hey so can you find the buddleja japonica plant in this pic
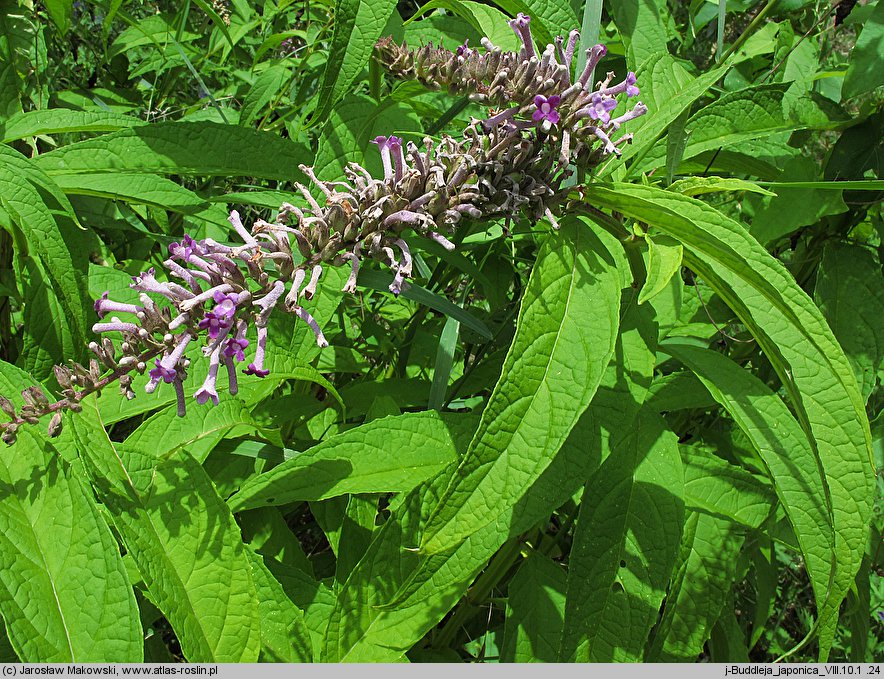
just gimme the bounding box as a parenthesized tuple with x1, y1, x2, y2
(0, 0, 879, 666)
(0, 14, 647, 443)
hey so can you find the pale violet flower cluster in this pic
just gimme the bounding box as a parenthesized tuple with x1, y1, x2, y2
(0, 14, 648, 444)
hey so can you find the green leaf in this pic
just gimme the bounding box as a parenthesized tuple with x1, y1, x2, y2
(0, 147, 89, 367)
(320, 404, 599, 661)
(679, 444, 774, 529)
(32, 122, 311, 181)
(70, 398, 261, 662)
(407, 1, 520, 50)
(0, 109, 141, 142)
(311, 0, 398, 125)
(316, 304, 649, 662)
(429, 314, 460, 410)
(246, 550, 313, 662)
(355, 269, 494, 340)
(17, 258, 74, 379)
(0, 423, 142, 661)
(668, 176, 776, 197)
(647, 510, 745, 661)
(240, 63, 291, 126)
(842, 0, 884, 99)
(584, 183, 875, 660)
(637, 84, 850, 172)
(609, 0, 671, 66)
(646, 371, 717, 412)
(814, 243, 884, 404)
(51, 172, 208, 211)
(749, 157, 848, 245)
(419, 218, 623, 554)
(314, 94, 420, 182)
(500, 553, 567, 663)
(639, 234, 682, 304)
(660, 344, 834, 616)
(43, 0, 73, 34)
(124, 399, 256, 464)
(618, 54, 727, 167)
(559, 407, 684, 662)
(229, 411, 463, 511)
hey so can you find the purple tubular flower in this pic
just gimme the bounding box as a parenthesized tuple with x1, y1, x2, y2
(93, 319, 140, 335)
(481, 107, 518, 131)
(456, 40, 472, 57)
(532, 94, 561, 125)
(389, 240, 412, 296)
(195, 348, 221, 406)
(94, 292, 141, 319)
(244, 325, 270, 377)
(388, 136, 406, 183)
(609, 101, 649, 130)
(148, 358, 177, 385)
(372, 136, 395, 182)
(131, 268, 186, 301)
(168, 234, 204, 260)
(223, 354, 239, 395)
(601, 71, 641, 98)
(508, 13, 535, 59)
(591, 127, 619, 155)
(198, 311, 231, 340)
(224, 320, 249, 362)
(212, 290, 239, 319)
(228, 210, 257, 246)
(165, 259, 208, 289)
(302, 265, 323, 301)
(179, 284, 233, 313)
(146, 334, 193, 394)
(578, 44, 607, 87)
(224, 337, 249, 362)
(625, 72, 640, 97)
(292, 306, 329, 348)
(429, 232, 456, 251)
(564, 30, 580, 67)
(173, 378, 187, 417)
(583, 93, 618, 124)
(340, 253, 361, 294)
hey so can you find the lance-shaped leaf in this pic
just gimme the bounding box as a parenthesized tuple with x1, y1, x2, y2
(0, 146, 90, 368)
(814, 243, 884, 405)
(647, 509, 745, 661)
(246, 550, 313, 662)
(310, 0, 397, 125)
(70, 398, 261, 663)
(0, 109, 141, 142)
(32, 122, 311, 181)
(639, 234, 682, 304)
(0, 364, 142, 662)
(662, 342, 834, 615)
(501, 553, 567, 663)
(583, 183, 875, 660)
(636, 84, 850, 172)
(419, 218, 623, 554)
(320, 404, 601, 661)
(229, 411, 462, 510)
(0, 431, 142, 662)
(319, 229, 631, 661)
(559, 407, 684, 662)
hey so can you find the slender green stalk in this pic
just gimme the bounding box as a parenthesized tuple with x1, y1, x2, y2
(432, 537, 524, 649)
(716, 0, 727, 61)
(574, 0, 604, 79)
(564, 0, 604, 190)
(720, 0, 776, 62)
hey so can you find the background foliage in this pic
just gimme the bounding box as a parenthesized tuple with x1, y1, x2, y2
(0, 0, 881, 663)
